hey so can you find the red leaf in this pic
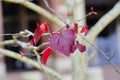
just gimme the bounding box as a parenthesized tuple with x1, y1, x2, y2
(73, 23, 78, 33)
(41, 47, 52, 65)
(40, 22, 49, 33)
(80, 25, 88, 33)
(49, 28, 76, 56)
(30, 24, 42, 45)
(76, 41, 86, 53)
(30, 22, 49, 45)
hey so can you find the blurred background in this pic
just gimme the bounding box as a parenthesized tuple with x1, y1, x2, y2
(0, 0, 120, 80)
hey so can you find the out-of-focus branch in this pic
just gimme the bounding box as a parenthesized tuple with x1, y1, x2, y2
(80, 34, 120, 73)
(3, 0, 65, 26)
(84, 1, 120, 73)
(0, 40, 36, 50)
(86, 1, 120, 44)
(81, 2, 120, 73)
(0, 39, 49, 52)
(36, 42, 49, 51)
(0, 48, 64, 80)
(43, 0, 66, 24)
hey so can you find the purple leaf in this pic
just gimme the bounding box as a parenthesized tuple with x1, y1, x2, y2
(49, 28, 76, 56)
(76, 41, 86, 53)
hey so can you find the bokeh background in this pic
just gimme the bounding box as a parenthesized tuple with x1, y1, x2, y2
(0, 0, 120, 80)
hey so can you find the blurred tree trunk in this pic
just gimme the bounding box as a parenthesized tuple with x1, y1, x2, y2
(72, 1, 87, 80)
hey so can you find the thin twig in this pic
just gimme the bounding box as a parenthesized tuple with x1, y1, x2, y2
(86, 0, 120, 43)
(0, 33, 20, 38)
(42, 33, 51, 36)
(36, 42, 49, 51)
(0, 30, 34, 38)
(33, 49, 41, 63)
(43, 0, 66, 24)
(33, 49, 50, 80)
(55, 12, 94, 32)
(88, 50, 97, 61)
(79, 34, 120, 73)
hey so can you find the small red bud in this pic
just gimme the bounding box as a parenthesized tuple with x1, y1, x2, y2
(73, 23, 78, 33)
(20, 51, 25, 57)
(40, 23, 49, 32)
(66, 24, 70, 29)
(90, 7, 94, 11)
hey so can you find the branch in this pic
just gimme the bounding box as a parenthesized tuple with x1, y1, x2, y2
(3, 0, 65, 26)
(43, 0, 66, 24)
(87, 1, 120, 43)
(80, 34, 120, 73)
(0, 40, 36, 50)
(84, 1, 120, 73)
(0, 48, 64, 80)
(0, 32, 63, 79)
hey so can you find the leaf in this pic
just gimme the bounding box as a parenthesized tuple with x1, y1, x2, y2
(49, 28, 76, 56)
(30, 23, 42, 45)
(76, 41, 86, 53)
(30, 22, 49, 45)
(80, 25, 88, 33)
(40, 22, 49, 33)
(41, 47, 52, 65)
(73, 23, 78, 33)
